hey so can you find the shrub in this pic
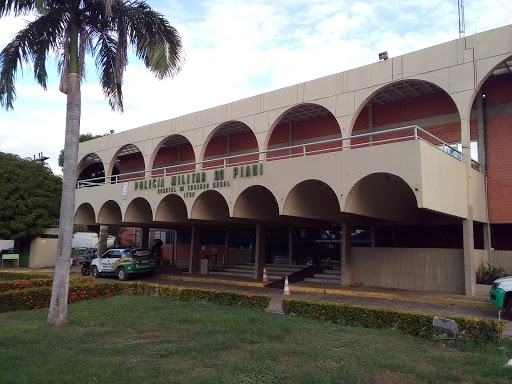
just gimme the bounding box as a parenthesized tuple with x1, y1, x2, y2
(476, 262, 507, 285)
(0, 272, 53, 281)
(0, 280, 270, 312)
(282, 299, 505, 343)
(0, 276, 94, 293)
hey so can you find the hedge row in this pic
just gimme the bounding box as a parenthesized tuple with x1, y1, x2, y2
(0, 271, 53, 281)
(0, 276, 95, 293)
(282, 299, 505, 343)
(0, 281, 270, 312)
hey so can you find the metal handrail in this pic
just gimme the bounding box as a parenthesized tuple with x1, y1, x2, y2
(76, 125, 472, 188)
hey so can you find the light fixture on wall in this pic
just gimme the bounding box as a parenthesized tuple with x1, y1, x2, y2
(378, 51, 388, 61)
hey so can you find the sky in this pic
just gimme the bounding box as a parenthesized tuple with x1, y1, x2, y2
(0, 0, 511, 175)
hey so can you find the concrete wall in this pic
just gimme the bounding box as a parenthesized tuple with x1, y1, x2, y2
(352, 247, 465, 293)
(29, 228, 58, 268)
(490, 250, 512, 274)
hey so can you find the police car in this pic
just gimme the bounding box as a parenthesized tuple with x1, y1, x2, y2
(90, 248, 156, 281)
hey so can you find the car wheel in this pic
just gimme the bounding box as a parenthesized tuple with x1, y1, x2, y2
(80, 266, 90, 276)
(506, 298, 512, 319)
(91, 266, 100, 278)
(117, 267, 127, 281)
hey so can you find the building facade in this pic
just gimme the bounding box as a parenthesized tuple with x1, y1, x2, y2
(74, 25, 512, 295)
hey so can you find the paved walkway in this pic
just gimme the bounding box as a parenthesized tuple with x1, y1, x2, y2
(6, 267, 510, 336)
(146, 271, 512, 337)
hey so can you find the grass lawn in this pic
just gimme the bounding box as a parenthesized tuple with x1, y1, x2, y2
(1, 296, 511, 384)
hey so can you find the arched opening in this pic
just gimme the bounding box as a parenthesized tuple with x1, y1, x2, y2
(110, 144, 145, 183)
(350, 80, 464, 158)
(345, 173, 417, 222)
(282, 180, 342, 267)
(98, 200, 122, 225)
(266, 104, 341, 161)
(74, 203, 96, 225)
(233, 185, 279, 221)
(284, 179, 340, 221)
(190, 190, 229, 221)
(125, 197, 153, 224)
(151, 135, 195, 177)
(473, 57, 512, 251)
(202, 121, 258, 170)
(77, 153, 105, 188)
(155, 194, 188, 223)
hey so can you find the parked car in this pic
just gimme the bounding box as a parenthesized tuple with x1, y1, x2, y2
(91, 248, 157, 281)
(489, 275, 512, 317)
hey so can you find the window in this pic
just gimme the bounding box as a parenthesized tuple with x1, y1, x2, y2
(438, 140, 478, 161)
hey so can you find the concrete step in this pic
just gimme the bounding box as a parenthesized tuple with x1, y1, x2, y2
(209, 270, 253, 278)
(304, 277, 341, 284)
(312, 273, 340, 280)
(322, 268, 341, 275)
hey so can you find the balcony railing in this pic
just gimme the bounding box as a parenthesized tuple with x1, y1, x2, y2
(76, 125, 478, 188)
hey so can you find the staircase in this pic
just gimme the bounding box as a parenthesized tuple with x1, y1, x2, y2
(209, 263, 305, 280)
(303, 268, 341, 285)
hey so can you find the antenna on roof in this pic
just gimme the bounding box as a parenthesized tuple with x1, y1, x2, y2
(458, 0, 465, 38)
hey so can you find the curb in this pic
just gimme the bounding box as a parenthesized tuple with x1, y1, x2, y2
(153, 273, 492, 310)
(290, 285, 493, 309)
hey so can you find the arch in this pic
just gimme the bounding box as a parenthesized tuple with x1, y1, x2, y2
(150, 134, 196, 176)
(107, 143, 145, 183)
(344, 173, 418, 222)
(155, 194, 188, 223)
(283, 180, 340, 221)
(98, 200, 122, 225)
(469, 55, 512, 118)
(76, 153, 105, 187)
(74, 203, 96, 225)
(200, 120, 259, 169)
(264, 103, 342, 161)
(190, 190, 229, 221)
(125, 197, 153, 223)
(233, 185, 279, 221)
(348, 79, 461, 148)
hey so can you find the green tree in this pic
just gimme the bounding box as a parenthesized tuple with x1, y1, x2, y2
(58, 133, 106, 168)
(0, 1, 183, 325)
(0, 152, 62, 248)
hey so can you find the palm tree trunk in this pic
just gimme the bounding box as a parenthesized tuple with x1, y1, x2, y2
(47, 71, 81, 325)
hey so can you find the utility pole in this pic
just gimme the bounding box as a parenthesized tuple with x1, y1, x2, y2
(458, 0, 465, 38)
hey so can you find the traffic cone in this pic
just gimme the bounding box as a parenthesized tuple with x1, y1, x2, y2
(283, 276, 291, 296)
(263, 267, 269, 283)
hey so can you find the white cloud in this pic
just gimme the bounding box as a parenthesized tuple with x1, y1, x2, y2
(0, 0, 511, 176)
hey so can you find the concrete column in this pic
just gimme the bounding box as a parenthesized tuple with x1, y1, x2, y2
(341, 222, 352, 286)
(288, 122, 293, 157)
(141, 227, 150, 248)
(460, 118, 472, 166)
(368, 105, 374, 145)
(172, 229, 178, 265)
(288, 226, 294, 264)
(483, 223, 491, 264)
(254, 224, 266, 280)
(98, 225, 109, 255)
(224, 227, 229, 264)
(463, 206, 476, 296)
(189, 226, 201, 274)
(476, 90, 486, 173)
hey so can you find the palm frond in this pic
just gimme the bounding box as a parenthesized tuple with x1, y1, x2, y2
(0, 9, 66, 109)
(0, 0, 39, 16)
(92, 29, 123, 111)
(116, 0, 184, 79)
(0, 0, 67, 16)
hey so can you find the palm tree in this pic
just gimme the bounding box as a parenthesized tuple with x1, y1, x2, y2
(0, 0, 183, 325)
